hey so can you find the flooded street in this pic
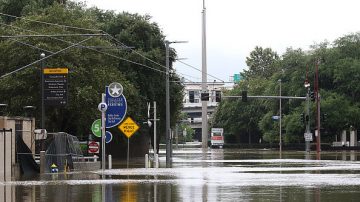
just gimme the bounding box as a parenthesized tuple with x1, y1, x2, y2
(2, 148, 360, 201)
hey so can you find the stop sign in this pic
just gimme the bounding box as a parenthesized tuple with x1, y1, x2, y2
(88, 141, 100, 154)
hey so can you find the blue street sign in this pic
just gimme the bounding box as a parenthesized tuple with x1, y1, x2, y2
(105, 86, 127, 128)
(272, 116, 280, 120)
(105, 131, 113, 143)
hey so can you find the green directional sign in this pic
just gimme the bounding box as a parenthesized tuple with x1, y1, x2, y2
(91, 119, 102, 137)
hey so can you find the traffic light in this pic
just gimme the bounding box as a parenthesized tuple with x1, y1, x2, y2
(215, 91, 221, 102)
(300, 113, 305, 123)
(242, 91, 247, 102)
(201, 92, 209, 101)
(310, 91, 315, 101)
(189, 91, 194, 103)
(305, 115, 309, 122)
(321, 113, 327, 122)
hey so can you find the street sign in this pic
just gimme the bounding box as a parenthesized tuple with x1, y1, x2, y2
(98, 102, 108, 112)
(304, 132, 313, 141)
(272, 116, 280, 120)
(108, 82, 123, 97)
(105, 86, 127, 128)
(43, 67, 68, 106)
(211, 128, 224, 133)
(91, 119, 101, 137)
(88, 141, 100, 153)
(105, 131, 113, 143)
(118, 117, 140, 138)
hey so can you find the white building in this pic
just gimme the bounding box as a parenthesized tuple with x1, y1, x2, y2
(181, 82, 226, 141)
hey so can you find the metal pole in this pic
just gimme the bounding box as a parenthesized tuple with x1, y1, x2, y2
(201, 0, 208, 150)
(3, 128, 5, 181)
(279, 79, 282, 158)
(40, 53, 45, 130)
(305, 88, 311, 152)
(315, 60, 321, 155)
(108, 155, 112, 169)
(154, 101, 159, 168)
(101, 93, 106, 171)
(154, 101, 157, 155)
(165, 41, 171, 168)
(127, 138, 130, 168)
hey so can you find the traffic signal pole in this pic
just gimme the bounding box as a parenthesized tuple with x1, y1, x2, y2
(315, 60, 321, 157)
(305, 88, 311, 152)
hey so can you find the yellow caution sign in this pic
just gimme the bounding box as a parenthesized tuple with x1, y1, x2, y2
(118, 117, 140, 138)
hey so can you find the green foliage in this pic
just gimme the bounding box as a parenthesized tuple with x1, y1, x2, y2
(213, 32, 360, 145)
(0, 1, 184, 145)
(243, 46, 279, 79)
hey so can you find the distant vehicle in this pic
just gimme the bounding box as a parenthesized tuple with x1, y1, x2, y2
(211, 128, 224, 148)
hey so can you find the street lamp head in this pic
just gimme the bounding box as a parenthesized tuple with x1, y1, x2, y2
(40, 53, 45, 58)
(166, 40, 188, 45)
(23, 105, 36, 110)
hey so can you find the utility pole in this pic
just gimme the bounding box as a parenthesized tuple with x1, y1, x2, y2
(305, 86, 311, 152)
(304, 65, 311, 152)
(278, 79, 282, 158)
(165, 40, 171, 168)
(40, 53, 45, 130)
(315, 59, 321, 156)
(165, 40, 187, 168)
(201, 0, 208, 150)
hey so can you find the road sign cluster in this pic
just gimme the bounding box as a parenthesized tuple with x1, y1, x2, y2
(91, 82, 140, 144)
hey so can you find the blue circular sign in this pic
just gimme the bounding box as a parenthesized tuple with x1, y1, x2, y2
(105, 131, 113, 144)
(105, 86, 127, 128)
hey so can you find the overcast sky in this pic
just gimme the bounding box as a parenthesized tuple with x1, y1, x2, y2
(84, 0, 360, 84)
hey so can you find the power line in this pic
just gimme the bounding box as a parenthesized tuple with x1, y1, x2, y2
(9, 38, 55, 54)
(0, 22, 168, 75)
(106, 33, 223, 83)
(0, 34, 106, 38)
(0, 12, 200, 83)
(103, 33, 169, 70)
(0, 12, 102, 33)
(1, 37, 93, 78)
(175, 59, 224, 82)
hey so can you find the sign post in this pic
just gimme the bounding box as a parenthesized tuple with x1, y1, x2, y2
(118, 117, 140, 168)
(98, 97, 107, 171)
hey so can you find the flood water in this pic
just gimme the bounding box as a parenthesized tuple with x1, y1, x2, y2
(2, 148, 360, 201)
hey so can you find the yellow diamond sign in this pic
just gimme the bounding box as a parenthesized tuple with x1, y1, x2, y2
(118, 117, 140, 138)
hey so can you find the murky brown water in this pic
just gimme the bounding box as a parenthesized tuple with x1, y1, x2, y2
(2, 149, 360, 201)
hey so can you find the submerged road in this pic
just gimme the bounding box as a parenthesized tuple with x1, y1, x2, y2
(2, 148, 360, 201)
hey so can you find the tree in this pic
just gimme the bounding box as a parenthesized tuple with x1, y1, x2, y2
(243, 46, 279, 79)
(0, 1, 184, 157)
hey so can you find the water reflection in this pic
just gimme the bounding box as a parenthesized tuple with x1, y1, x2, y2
(2, 149, 360, 201)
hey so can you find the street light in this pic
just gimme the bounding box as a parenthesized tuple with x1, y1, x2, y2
(165, 40, 187, 168)
(278, 79, 282, 158)
(40, 53, 45, 129)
